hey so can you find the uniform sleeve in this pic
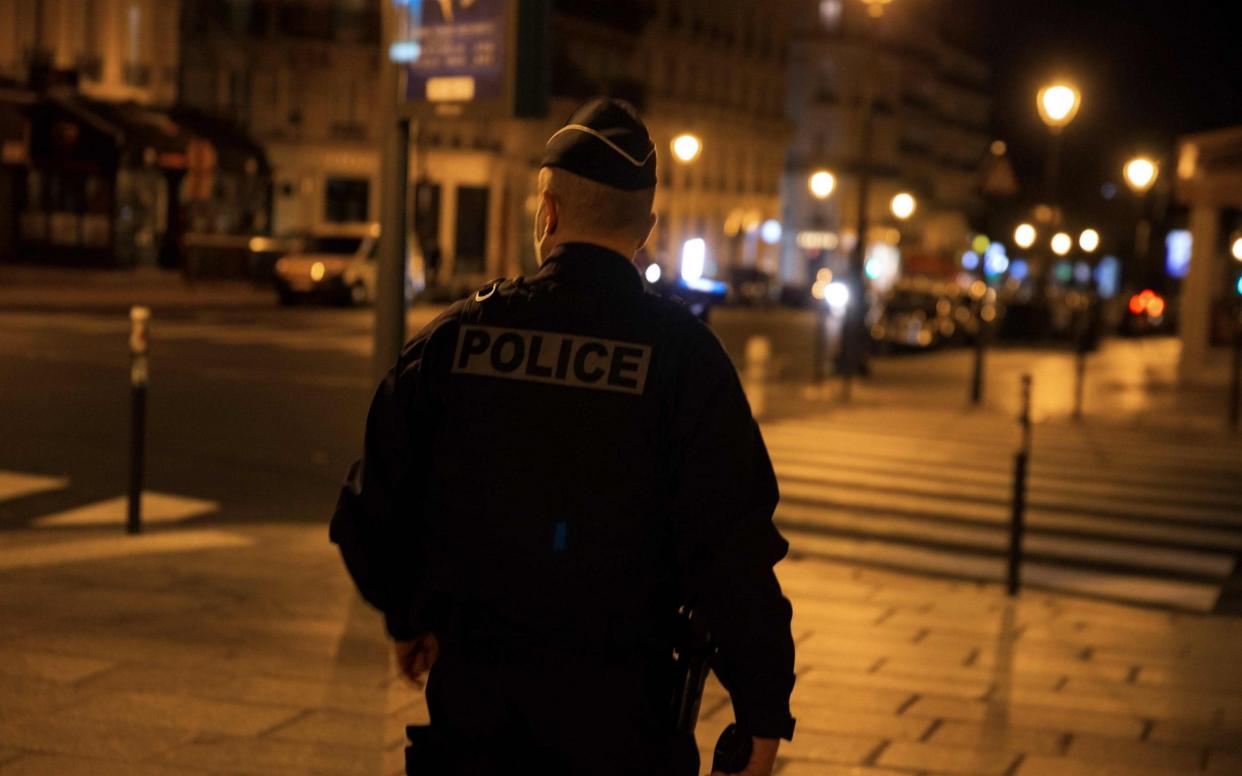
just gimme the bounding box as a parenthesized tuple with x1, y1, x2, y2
(329, 311, 457, 641)
(667, 324, 796, 741)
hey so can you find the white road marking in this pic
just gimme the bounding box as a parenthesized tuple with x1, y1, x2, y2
(0, 471, 68, 502)
(33, 492, 219, 528)
(0, 529, 252, 571)
(783, 529, 1222, 612)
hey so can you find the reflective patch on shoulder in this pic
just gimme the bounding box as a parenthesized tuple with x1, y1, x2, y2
(452, 325, 651, 395)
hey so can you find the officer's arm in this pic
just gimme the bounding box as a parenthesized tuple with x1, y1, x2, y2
(330, 314, 454, 641)
(668, 326, 796, 741)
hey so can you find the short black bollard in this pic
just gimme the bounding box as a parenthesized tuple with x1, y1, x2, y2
(127, 306, 150, 535)
(970, 308, 987, 406)
(1230, 313, 1242, 432)
(1007, 374, 1032, 596)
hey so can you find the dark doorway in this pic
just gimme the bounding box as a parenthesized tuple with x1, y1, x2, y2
(412, 180, 441, 284)
(454, 185, 489, 276)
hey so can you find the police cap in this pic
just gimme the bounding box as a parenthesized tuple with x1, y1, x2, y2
(540, 97, 657, 191)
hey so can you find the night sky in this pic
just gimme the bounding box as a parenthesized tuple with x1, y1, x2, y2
(943, 0, 1242, 240)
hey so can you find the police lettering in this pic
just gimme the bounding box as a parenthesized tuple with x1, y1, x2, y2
(454, 325, 650, 395)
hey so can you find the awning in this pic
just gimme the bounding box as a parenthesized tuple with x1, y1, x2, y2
(169, 107, 270, 177)
(72, 97, 191, 170)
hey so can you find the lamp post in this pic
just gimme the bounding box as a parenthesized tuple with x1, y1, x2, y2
(808, 169, 836, 384)
(1033, 82, 1080, 337)
(1123, 155, 1159, 283)
(840, 0, 897, 401)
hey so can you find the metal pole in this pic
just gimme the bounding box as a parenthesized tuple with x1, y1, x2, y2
(1072, 310, 1087, 421)
(841, 21, 878, 401)
(813, 306, 826, 385)
(127, 306, 150, 535)
(373, 2, 410, 382)
(1007, 374, 1032, 596)
(1230, 314, 1241, 432)
(970, 314, 986, 405)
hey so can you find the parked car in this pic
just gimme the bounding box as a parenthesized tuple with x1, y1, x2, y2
(870, 282, 971, 352)
(273, 225, 410, 306)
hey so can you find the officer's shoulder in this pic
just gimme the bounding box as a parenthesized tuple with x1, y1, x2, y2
(640, 292, 730, 363)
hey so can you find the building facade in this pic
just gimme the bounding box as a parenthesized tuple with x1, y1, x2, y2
(0, 0, 270, 270)
(779, 0, 991, 287)
(1174, 125, 1242, 382)
(180, 0, 795, 290)
(0, 0, 181, 106)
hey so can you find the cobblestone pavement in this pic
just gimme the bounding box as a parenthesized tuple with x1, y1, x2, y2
(1, 517, 1240, 775)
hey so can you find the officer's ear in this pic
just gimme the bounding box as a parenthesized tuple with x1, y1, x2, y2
(542, 191, 560, 236)
(635, 211, 657, 252)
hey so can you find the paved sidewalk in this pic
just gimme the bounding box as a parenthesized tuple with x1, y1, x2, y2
(0, 266, 275, 312)
(1, 521, 1240, 775)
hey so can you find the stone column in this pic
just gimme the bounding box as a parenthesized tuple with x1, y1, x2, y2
(1179, 203, 1219, 381)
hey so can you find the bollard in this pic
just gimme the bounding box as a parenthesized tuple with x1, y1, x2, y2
(744, 335, 771, 420)
(970, 306, 986, 406)
(1007, 374, 1032, 596)
(1071, 300, 1088, 421)
(812, 307, 828, 386)
(1231, 314, 1241, 432)
(128, 306, 150, 535)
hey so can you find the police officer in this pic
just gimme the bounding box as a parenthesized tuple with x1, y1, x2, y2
(331, 97, 795, 775)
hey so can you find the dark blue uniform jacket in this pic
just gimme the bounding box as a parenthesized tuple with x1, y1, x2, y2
(331, 242, 795, 739)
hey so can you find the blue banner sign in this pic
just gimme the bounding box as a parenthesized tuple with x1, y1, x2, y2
(394, 0, 507, 104)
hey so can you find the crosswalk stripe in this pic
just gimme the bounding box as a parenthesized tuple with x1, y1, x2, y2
(762, 425, 1242, 495)
(761, 409, 1242, 613)
(784, 529, 1222, 612)
(0, 471, 68, 502)
(32, 492, 219, 528)
(768, 447, 1242, 512)
(775, 504, 1236, 579)
(0, 529, 252, 571)
(766, 417, 1242, 475)
(773, 461, 1242, 529)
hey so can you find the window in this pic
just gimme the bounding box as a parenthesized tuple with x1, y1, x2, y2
(324, 177, 369, 223)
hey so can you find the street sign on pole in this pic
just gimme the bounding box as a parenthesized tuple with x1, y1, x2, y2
(391, 0, 548, 120)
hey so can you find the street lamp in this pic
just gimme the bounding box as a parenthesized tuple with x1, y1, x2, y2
(1051, 232, 1072, 256)
(890, 192, 916, 220)
(1078, 228, 1100, 253)
(1124, 157, 1158, 193)
(1037, 83, 1081, 131)
(1124, 155, 1160, 281)
(808, 170, 836, 200)
(839, 0, 898, 399)
(1232, 235, 1242, 262)
(1014, 223, 1036, 249)
(671, 133, 702, 163)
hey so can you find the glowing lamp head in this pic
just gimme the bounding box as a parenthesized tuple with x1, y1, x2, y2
(680, 238, 706, 282)
(1051, 232, 1073, 257)
(1013, 223, 1036, 249)
(1078, 228, 1100, 253)
(1232, 236, 1242, 262)
(890, 192, 916, 220)
(760, 219, 782, 245)
(310, 261, 326, 282)
(808, 170, 836, 200)
(825, 281, 850, 310)
(644, 263, 661, 283)
(671, 133, 702, 163)
(1037, 83, 1081, 129)
(1124, 157, 1158, 193)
